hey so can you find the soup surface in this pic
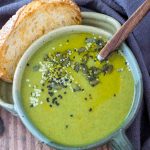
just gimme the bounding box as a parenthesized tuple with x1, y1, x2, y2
(21, 32, 134, 146)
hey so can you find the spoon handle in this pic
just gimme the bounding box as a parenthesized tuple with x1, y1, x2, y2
(98, 0, 150, 60)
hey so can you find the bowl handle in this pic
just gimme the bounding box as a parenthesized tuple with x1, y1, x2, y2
(0, 98, 18, 116)
(110, 130, 133, 150)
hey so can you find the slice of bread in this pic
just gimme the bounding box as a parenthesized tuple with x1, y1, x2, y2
(0, 0, 81, 82)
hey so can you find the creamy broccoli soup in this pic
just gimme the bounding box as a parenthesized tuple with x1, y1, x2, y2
(21, 32, 134, 146)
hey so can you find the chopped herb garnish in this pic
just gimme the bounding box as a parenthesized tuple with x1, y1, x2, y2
(114, 94, 116, 97)
(65, 125, 69, 128)
(27, 63, 30, 66)
(70, 114, 73, 117)
(64, 92, 67, 94)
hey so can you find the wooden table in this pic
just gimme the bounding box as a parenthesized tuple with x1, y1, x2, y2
(0, 108, 111, 150)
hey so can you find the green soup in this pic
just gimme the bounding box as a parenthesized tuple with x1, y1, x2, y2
(21, 32, 134, 146)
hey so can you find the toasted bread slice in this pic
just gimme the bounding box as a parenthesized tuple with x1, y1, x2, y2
(0, 0, 81, 82)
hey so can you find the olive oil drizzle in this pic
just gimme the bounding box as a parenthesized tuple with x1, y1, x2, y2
(28, 36, 114, 108)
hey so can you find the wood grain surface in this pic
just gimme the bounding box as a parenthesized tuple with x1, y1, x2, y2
(0, 108, 111, 150)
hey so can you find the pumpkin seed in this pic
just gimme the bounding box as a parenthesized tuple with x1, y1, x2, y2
(87, 76, 96, 82)
(85, 38, 95, 43)
(61, 58, 70, 66)
(78, 47, 86, 54)
(96, 39, 104, 46)
(72, 84, 81, 92)
(101, 64, 113, 74)
(81, 63, 88, 74)
(50, 82, 62, 90)
(82, 54, 89, 63)
(94, 45, 104, 51)
(90, 67, 101, 76)
(89, 79, 100, 87)
(74, 62, 80, 72)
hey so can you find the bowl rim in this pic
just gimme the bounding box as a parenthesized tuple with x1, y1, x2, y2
(12, 13, 143, 150)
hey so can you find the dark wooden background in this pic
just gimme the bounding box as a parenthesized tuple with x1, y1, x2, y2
(0, 108, 111, 150)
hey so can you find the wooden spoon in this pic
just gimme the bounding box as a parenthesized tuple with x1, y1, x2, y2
(97, 0, 150, 61)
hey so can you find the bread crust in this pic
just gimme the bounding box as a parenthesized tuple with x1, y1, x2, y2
(0, 0, 81, 82)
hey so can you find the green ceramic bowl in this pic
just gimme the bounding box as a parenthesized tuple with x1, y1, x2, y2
(0, 12, 143, 150)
